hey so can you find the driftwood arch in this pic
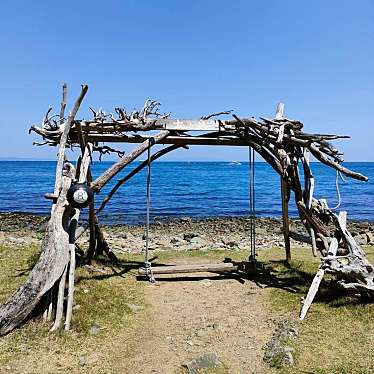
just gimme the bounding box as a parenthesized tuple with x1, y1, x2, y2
(0, 84, 373, 335)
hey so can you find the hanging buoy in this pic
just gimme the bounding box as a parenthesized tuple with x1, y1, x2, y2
(67, 182, 93, 209)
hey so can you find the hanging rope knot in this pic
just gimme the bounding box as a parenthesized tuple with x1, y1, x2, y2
(143, 261, 155, 283)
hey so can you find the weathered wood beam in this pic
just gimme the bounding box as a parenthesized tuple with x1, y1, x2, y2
(52, 85, 88, 213)
(71, 134, 248, 146)
(138, 262, 238, 276)
(91, 130, 170, 192)
(97, 144, 184, 214)
(0, 164, 76, 336)
(281, 177, 291, 262)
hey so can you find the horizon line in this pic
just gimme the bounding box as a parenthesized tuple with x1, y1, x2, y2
(0, 158, 373, 163)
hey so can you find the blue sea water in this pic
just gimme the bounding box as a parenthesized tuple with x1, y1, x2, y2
(0, 161, 373, 224)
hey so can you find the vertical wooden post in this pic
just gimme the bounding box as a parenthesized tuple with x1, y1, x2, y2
(281, 177, 291, 262)
(303, 148, 318, 257)
(275, 102, 284, 120)
(275, 102, 291, 262)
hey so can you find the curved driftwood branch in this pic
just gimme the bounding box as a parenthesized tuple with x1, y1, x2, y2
(91, 130, 170, 192)
(0, 164, 75, 335)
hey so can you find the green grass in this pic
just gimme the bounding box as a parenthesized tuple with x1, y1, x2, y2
(257, 246, 374, 374)
(1, 243, 373, 373)
(0, 245, 146, 373)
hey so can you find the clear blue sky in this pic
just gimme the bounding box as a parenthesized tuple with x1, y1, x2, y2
(0, 0, 373, 161)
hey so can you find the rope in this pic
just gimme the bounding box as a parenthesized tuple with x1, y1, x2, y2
(143, 143, 155, 282)
(331, 170, 345, 210)
(252, 148, 256, 258)
(248, 146, 256, 262)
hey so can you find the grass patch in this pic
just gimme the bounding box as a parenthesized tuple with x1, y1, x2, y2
(0, 245, 146, 373)
(1, 243, 373, 373)
(257, 246, 374, 374)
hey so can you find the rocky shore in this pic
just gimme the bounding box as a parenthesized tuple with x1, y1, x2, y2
(0, 212, 373, 253)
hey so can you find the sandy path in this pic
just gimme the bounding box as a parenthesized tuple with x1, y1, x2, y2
(122, 260, 275, 374)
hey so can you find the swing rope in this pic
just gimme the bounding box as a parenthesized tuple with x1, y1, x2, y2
(248, 146, 256, 262)
(143, 144, 155, 282)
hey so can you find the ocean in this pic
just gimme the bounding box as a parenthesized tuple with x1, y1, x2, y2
(0, 161, 373, 224)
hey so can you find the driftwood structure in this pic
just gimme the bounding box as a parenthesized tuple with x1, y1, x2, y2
(0, 84, 373, 335)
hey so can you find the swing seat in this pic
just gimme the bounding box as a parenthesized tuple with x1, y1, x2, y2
(138, 262, 239, 276)
(137, 259, 261, 279)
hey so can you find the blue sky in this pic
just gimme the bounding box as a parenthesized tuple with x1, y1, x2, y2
(0, 0, 373, 161)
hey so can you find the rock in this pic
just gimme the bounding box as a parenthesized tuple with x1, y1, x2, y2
(263, 320, 297, 368)
(184, 233, 198, 241)
(366, 232, 374, 244)
(8, 236, 32, 245)
(89, 324, 101, 335)
(155, 239, 169, 247)
(189, 236, 206, 246)
(170, 236, 183, 245)
(185, 353, 222, 374)
(355, 234, 367, 245)
(283, 347, 295, 366)
(223, 239, 238, 247)
(37, 221, 49, 233)
(126, 303, 142, 313)
(79, 356, 86, 366)
(213, 241, 224, 248)
(212, 322, 224, 331)
(180, 217, 192, 223)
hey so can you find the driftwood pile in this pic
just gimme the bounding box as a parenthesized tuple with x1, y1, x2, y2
(0, 84, 372, 336)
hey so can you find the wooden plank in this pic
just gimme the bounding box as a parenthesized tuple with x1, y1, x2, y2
(138, 262, 238, 275)
(275, 103, 285, 119)
(299, 268, 325, 320)
(70, 134, 248, 146)
(160, 118, 222, 131)
(327, 237, 339, 257)
(281, 177, 291, 262)
(52, 85, 88, 213)
(79, 118, 226, 132)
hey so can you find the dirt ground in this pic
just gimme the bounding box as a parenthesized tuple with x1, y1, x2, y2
(119, 259, 276, 374)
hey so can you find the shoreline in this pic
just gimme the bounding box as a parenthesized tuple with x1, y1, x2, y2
(1, 212, 373, 253)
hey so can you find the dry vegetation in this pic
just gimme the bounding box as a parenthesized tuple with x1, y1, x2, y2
(0, 243, 373, 373)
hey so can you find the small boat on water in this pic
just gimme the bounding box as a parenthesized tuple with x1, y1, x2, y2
(229, 161, 242, 165)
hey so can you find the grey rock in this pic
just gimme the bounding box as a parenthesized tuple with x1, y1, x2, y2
(189, 236, 206, 246)
(223, 239, 238, 247)
(184, 233, 198, 241)
(89, 324, 101, 335)
(126, 303, 142, 313)
(263, 320, 297, 367)
(37, 221, 49, 233)
(79, 356, 86, 366)
(366, 232, 374, 244)
(170, 236, 183, 245)
(185, 353, 222, 374)
(355, 234, 367, 245)
(8, 236, 31, 244)
(180, 217, 192, 223)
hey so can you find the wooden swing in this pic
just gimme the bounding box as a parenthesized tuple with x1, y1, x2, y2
(0, 84, 372, 337)
(138, 141, 260, 281)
